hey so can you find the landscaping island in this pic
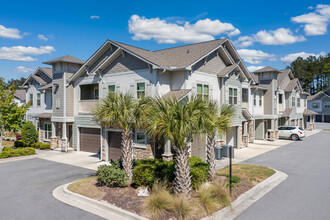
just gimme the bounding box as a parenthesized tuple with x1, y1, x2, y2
(68, 160, 275, 219)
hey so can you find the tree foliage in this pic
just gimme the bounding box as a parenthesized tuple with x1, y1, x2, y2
(0, 78, 30, 147)
(288, 53, 330, 95)
(5, 77, 27, 90)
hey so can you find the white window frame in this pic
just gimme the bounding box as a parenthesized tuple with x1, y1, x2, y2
(229, 87, 238, 105)
(197, 83, 209, 100)
(297, 98, 300, 107)
(292, 97, 295, 107)
(135, 131, 147, 148)
(324, 102, 330, 109)
(29, 94, 33, 106)
(108, 84, 116, 93)
(137, 82, 146, 98)
(312, 103, 319, 108)
(94, 87, 99, 99)
(44, 122, 52, 140)
(37, 93, 41, 107)
(259, 93, 262, 106)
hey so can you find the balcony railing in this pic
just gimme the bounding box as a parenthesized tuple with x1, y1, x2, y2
(79, 100, 99, 113)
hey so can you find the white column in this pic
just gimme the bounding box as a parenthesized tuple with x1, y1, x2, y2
(63, 122, 67, 152)
(51, 122, 56, 137)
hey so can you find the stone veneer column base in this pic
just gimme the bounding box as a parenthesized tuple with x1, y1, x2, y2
(275, 130, 279, 140)
(50, 137, 58, 150)
(61, 138, 67, 152)
(133, 145, 154, 160)
(162, 154, 174, 161)
(268, 130, 276, 141)
(242, 134, 248, 147)
(248, 120, 254, 143)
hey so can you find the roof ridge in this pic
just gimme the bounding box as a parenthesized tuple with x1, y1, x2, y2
(111, 40, 152, 52)
(153, 38, 227, 52)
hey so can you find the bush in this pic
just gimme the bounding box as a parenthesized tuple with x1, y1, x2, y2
(96, 164, 127, 187)
(2, 147, 12, 152)
(0, 147, 35, 159)
(14, 140, 24, 148)
(133, 164, 156, 187)
(132, 157, 209, 190)
(21, 121, 38, 145)
(40, 143, 50, 150)
(16, 133, 22, 141)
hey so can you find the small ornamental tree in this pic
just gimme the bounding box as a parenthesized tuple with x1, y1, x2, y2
(21, 121, 38, 144)
(0, 78, 30, 149)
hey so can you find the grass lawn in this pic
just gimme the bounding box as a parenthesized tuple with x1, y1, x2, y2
(67, 176, 106, 200)
(1, 140, 14, 147)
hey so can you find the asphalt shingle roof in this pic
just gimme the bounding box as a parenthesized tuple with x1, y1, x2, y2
(162, 89, 191, 100)
(43, 55, 85, 65)
(253, 66, 280, 73)
(14, 90, 26, 100)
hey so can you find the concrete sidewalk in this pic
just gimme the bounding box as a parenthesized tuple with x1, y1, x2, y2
(216, 129, 322, 169)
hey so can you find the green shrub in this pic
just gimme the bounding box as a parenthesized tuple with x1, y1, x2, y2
(14, 140, 24, 148)
(2, 147, 11, 152)
(190, 162, 209, 190)
(133, 164, 156, 187)
(40, 143, 50, 150)
(0, 147, 35, 159)
(21, 121, 38, 144)
(96, 164, 127, 187)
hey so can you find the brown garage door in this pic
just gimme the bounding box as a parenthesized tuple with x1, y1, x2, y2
(80, 128, 100, 153)
(325, 115, 330, 123)
(108, 131, 122, 161)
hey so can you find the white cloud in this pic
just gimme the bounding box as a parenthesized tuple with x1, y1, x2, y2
(38, 34, 48, 41)
(128, 15, 240, 44)
(14, 66, 35, 73)
(228, 28, 241, 36)
(254, 28, 306, 45)
(234, 28, 305, 47)
(90, 15, 100, 19)
(0, 25, 23, 39)
(247, 66, 265, 72)
(281, 51, 326, 64)
(0, 46, 55, 61)
(291, 4, 330, 36)
(237, 49, 276, 64)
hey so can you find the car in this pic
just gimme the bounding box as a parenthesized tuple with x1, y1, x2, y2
(278, 126, 305, 141)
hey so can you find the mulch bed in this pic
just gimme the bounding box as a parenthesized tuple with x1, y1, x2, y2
(100, 186, 145, 215)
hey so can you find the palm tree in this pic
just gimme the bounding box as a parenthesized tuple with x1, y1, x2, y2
(204, 102, 234, 180)
(145, 96, 207, 195)
(93, 92, 149, 182)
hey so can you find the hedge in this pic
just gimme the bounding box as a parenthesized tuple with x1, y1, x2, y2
(14, 141, 50, 150)
(96, 164, 128, 187)
(132, 157, 209, 189)
(0, 147, 36, 159)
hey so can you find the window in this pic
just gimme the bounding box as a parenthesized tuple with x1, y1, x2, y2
(229, 88, 237, 105)
(312, 103, 319, 108)
(279, 94, 283, 104)
(197, 84, 209, 99)
(108, 85, 115, 93)
(137, 82, 145, 98)
(44, 123, 52, 140)
(37, 93, 41, 106)
(259, 94, 262, 106)
(29, 94, 33, 106)
(297, 98, 300, 107)
(292, 97, 295, 107)
(254, 93, 256, 106)
(325, 102, 330, 109)
(135, 132, 147, 145)
(94, 88, 99, 99)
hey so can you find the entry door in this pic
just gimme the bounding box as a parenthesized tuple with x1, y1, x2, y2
(108, 131, 122, 161)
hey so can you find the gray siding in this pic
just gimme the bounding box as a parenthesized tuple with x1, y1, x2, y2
(66, 84, 74, 117)
(103, 53, 149, 75)
(194, 51, 226, 75)
(255, 119, 264, 139)
(90, 47, 118, 73)
(52, 74, 64, 117)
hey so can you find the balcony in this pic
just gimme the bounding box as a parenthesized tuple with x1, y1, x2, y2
(79, 83, 99, 114)
(242, 101, 248, 109)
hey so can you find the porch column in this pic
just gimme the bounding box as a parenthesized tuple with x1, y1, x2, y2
(37, 119, 41, 142)
(162, 139, 173, 161)
(61, 122, 67, 152)
(242, 122, 248, 147)
(269, 119, 276, 141)
(50, 122, 57, 150)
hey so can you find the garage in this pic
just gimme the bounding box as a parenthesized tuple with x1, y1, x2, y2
(325, 115, 330, 123)
(79, 128, 100, 153)
(108, 131, 122, 161)
(316, 115, 323, 122)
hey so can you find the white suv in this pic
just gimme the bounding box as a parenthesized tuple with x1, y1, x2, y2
(278, 126, 305, 141)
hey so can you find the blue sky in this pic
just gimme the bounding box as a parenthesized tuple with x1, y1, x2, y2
(0, 0, 329, 80)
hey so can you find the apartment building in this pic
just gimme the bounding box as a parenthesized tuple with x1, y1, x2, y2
(307, 88, 330, 123)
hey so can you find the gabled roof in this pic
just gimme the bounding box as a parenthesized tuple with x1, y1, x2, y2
(43, 55, 85, 65)
(70, 38, 254, 83)
(22, 67, 52, 86)
(40, 67, 53, 78)
(253, 66, 280, 73)
(39, 83, 52, 90)
(284, 78, 299, 92)
(162, 89, 191, 100)
(307, 90, 330, 101)
(217, 64, 237, 77)
(14, 90, 26, 100)
(282, 108, 293, 117)
(303, 109, 317, 115)
(31, 74, 46, 85)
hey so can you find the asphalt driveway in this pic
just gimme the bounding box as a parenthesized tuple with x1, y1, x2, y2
(236, 129, 330, 220)
(0, 158, 103, 220)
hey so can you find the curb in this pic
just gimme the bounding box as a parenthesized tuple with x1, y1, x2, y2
(52, 182, 148, 220)
(201, 169, 288, 220)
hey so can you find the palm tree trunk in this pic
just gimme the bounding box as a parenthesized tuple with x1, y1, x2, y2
(206, 135, 216, 180)
(121, 130, 133, 182)
(174, 146, 192, 195)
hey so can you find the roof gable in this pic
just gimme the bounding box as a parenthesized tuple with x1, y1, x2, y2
(43, 55, 84, 65)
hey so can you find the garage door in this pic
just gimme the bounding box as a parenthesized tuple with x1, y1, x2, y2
(108, 131, 122, 161)
(316, 115, 322, 122)
(325, 115, 330, 123)
(80, 128, 100, 153)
